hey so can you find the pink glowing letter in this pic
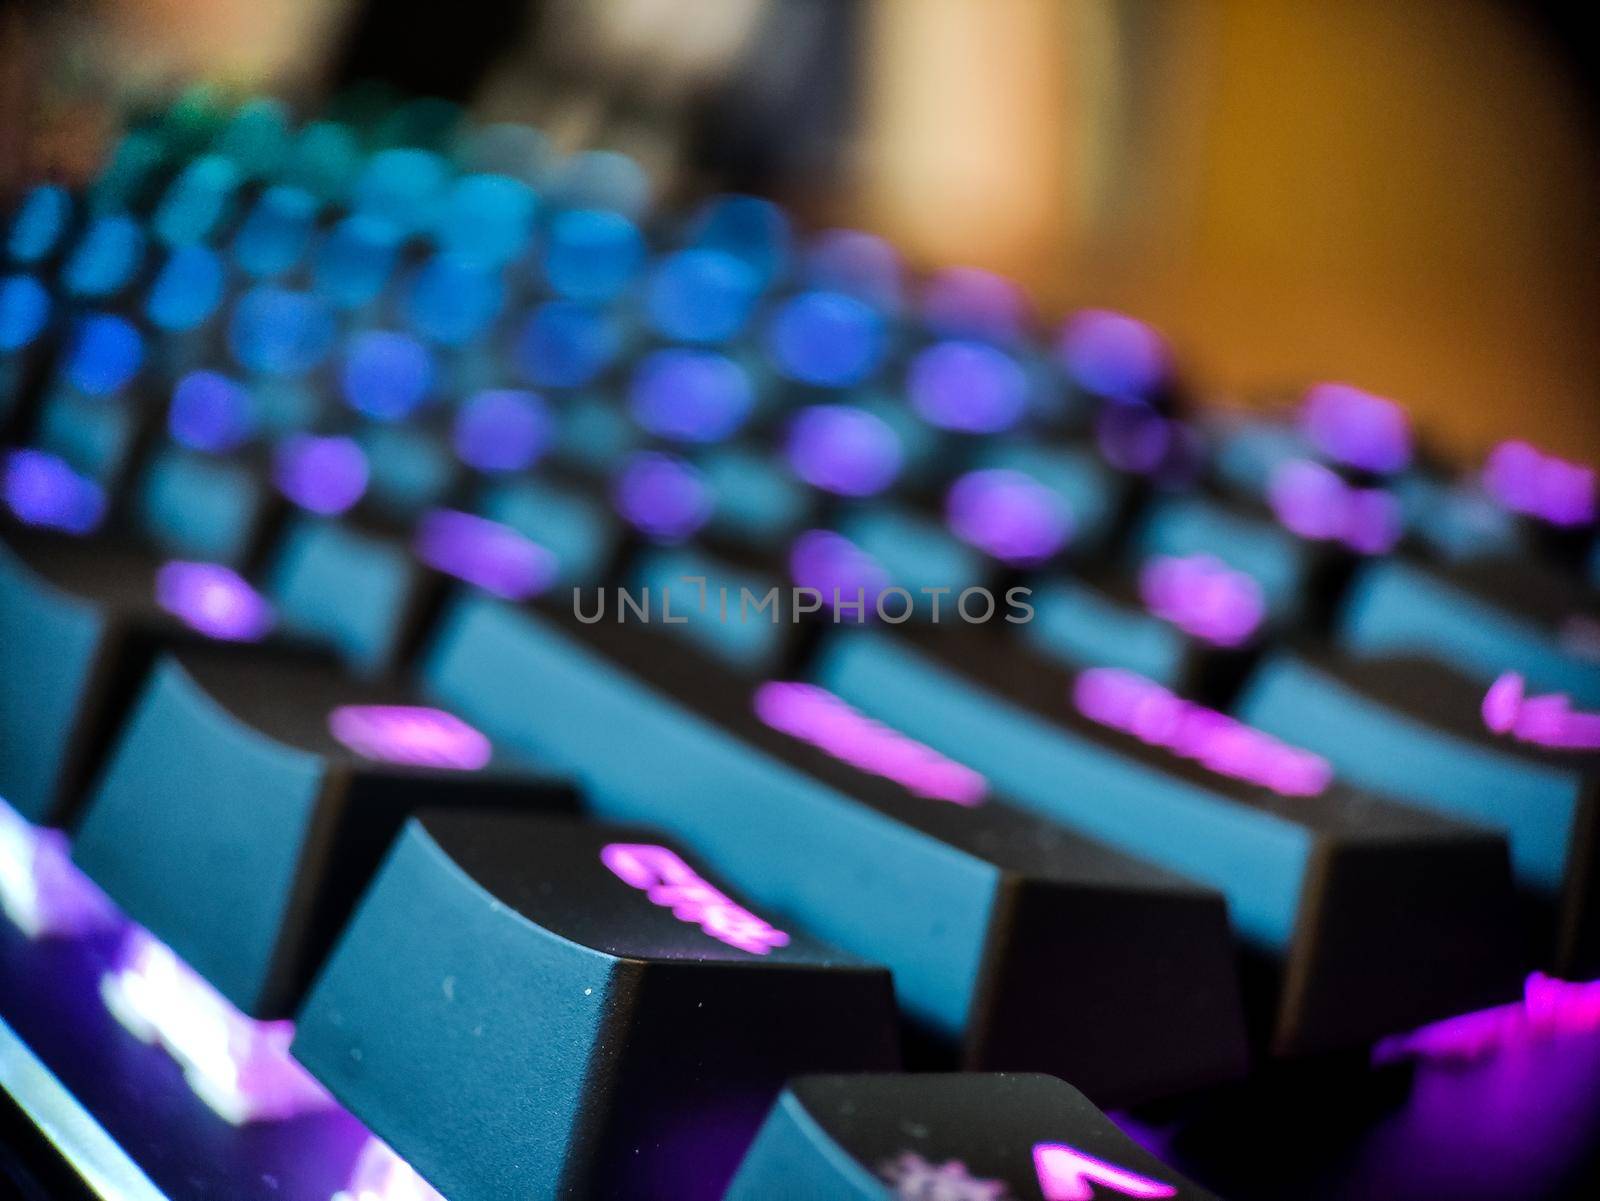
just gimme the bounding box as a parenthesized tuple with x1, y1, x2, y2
(600, 843, 790, 955)
(1034, 1143, 1177, 1200)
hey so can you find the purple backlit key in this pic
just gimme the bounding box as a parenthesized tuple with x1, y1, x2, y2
(292, 813, 897, 1201)
(70, 648, 577, 1016)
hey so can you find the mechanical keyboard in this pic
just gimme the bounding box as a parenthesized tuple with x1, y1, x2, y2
(1, 88, 1598, 1200)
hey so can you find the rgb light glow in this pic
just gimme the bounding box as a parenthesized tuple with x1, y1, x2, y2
(155, 561, 275, 642)
(803, 228, 902, 308)
(599, 843, 790, 955)
(543, 208, 645, 302)
(100, 929, 331, 1125)
(0, 798, 116, 940)
(1139, 553, 1265, 647)
(628, 349, 754, 443)
(1481, 672, 1600, 750)
(169, 370, 254, 453)
(273, 434, 368, 514)
(789, 529, 890, 615)
(1033, 1143, 1177, 1200)
(1267, 458, 1401, 554)
(644, 249, 759, 344)
(754, 681, 988, 805)
(327, 706, 493, 771)
(945, 468, 1073, 565)
(1482, 440, 1597, 528)
(334, 1137, 447, 1201)
(922, 266, 1028, 343)
(908, 340, 1029, 434)
(341, 330, 434, 421)
(612, 451, 713, 542)
(66, 313, 143, 395)
(1074, 667, 1333, 796)
(0, 273, 49, 353)
(1300, 383, 1412, 474)
(785, 404, 903, 498)
(1374, 972, 1600, 1065)
(514, 301, 621, 388)
(415, 509, 557, 601)
(766, 290, 886, 387)
(1057, 309, 1170, 401)
(2, 449, 106, 534)
(453, 389, 552, 473)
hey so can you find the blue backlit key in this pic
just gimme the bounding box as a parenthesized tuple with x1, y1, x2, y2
(232, 185, 318, 279)
(312, 214, 402, 310)
(151, 154, 240, 246)
(62, 215, 145, 299)
(728, 1074, 1218, 1201)
(144, 244, 225, 333)
(433, 172, 536, 266)
(1236, 651, 1600, 973)
(424, 598, 1249, 1103)
(6, 185, 72, 267)
(71, 647, 576, 1015)
(541, 207, 645, 302)
(645, 249, 760, 344)
(809, 627, 1523, 1052)
(292, 812, 896, 1201)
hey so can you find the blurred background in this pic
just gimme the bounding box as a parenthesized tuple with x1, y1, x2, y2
(3, 0, 1596, 463)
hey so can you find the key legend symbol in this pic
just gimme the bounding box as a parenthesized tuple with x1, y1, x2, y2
(1033, 1143, 1177, 1200)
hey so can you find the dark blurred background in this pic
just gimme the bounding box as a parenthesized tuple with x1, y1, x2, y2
(3, 0, 1596, 462)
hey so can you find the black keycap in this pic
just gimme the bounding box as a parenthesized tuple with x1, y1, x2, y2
(809, 624, 1524, 1054)
(1237, 650, 1600, 974)
(0, 532, 302, 824)
(70, 647, 576, 1015)
(726, 1073, 1219, 1201)
(424, 595, 1249, 1104)
(1336, 556, 1600, 706)
(291, 811, 898, 1201)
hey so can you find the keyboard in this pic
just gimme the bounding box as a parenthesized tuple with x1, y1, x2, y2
(1, 87, 1598, 1201)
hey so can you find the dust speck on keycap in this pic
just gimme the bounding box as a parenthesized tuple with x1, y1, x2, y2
(900, 1120, 929, 1140)
(442, 975, 456, 1000)
(584, 986, 593, 995)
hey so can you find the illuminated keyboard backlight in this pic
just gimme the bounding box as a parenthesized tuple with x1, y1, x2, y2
(1139, 553, 1264, 647)
(600, 843, 789, 955)
(100, 929, 331, 1125)
(2, 449, 106, 534)
(0, 798, 116, 940)
(1483, 440, 1597, 527)
(1074, 668, 1332, 796)
(1299, 383, 1412, 474)
(1482, 672, 1600, 750)
(327, 706, 492, 771)
(334, 1137, 446, 1201)
(1033, 1142, 1177, 1200)
(754, 681, 988, 805)
(1267, 458, 1401, 554)
(155, 561, 275, 642)
(1374, 972, 1600, 1065)
(415, 509, 557, 601)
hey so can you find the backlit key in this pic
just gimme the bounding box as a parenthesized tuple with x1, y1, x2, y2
(811, 627, 1523, 1052)
(70, 648, 576, 1015)
(292, 812, 895, 1201)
